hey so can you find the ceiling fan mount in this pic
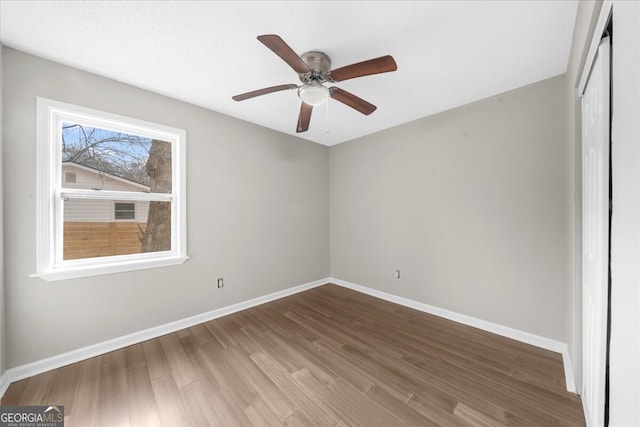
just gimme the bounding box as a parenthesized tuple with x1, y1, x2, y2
(298, 51, 332, 84)
(232, 34, 397, 133)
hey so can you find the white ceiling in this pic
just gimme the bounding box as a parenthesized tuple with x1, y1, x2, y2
(0, 1, 578, 146)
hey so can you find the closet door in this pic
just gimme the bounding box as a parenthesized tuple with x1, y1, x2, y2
(581, 36, 610, 427)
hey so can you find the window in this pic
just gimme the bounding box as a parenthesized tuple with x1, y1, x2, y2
(65, 172, 76, 183)
(114, 202, 136, 220)
(35, 98, 187, 280)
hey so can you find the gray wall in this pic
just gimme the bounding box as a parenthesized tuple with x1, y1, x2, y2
(2, 47, 330, 368)
(330, 75, 569, 341)
(1, 37, 586, 379)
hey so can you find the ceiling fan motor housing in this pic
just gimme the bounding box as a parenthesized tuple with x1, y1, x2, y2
(300, 51, 332, 83)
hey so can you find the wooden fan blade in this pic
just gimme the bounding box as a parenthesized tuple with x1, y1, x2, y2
(297, 102, 313, 133)
(232, 84, 297, 101)
(257, 34, 310, 74)
(329, 55, 397, 82)
(329, 87, 377, 115)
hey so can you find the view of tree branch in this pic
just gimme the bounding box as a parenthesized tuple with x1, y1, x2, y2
(62, 123, 173, 253)
(62, 123, 153, 186)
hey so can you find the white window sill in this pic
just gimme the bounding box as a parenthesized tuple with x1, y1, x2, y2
(31, 255, 189, 281)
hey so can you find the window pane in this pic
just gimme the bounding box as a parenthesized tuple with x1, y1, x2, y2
(114, 202, 135, 220)
(63, 199, 171, 260)
(61, 122, 172, 193)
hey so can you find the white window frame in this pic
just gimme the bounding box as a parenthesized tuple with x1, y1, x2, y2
(34, 97, 188, 281)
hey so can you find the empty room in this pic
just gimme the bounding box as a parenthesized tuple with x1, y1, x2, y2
(0, 1, 638, 426)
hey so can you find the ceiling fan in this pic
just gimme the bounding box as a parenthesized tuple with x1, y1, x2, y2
(232, 34, 398, 133)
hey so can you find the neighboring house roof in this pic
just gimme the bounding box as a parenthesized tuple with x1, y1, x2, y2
(62, 161, 151, 192)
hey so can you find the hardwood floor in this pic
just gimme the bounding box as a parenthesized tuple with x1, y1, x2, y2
(2, 284, 585, 426)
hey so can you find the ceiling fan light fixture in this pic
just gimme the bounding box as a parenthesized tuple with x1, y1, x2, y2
(298, 81, 329, 106)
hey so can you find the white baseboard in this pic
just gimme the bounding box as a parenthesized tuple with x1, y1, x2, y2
(560, 346, 577, 393)
(1, 276, 577, 399)
(1, 277, 329, 396)
(329, 277, 577, 393)
(0, 371, 10, 400)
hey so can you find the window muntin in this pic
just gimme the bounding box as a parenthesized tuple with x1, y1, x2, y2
(35, 98, 187, 280)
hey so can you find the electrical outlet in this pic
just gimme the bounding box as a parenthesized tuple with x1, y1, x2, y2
(217, 277, 224, 288)
(395, 269, 400, 279)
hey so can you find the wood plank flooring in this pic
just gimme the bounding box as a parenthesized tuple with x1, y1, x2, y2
(2, 284, 585, 426)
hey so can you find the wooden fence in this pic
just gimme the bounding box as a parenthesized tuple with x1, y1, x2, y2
(63, 222, 147, 260)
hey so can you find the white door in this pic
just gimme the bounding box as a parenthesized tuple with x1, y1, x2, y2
(581, 36, 611, 427)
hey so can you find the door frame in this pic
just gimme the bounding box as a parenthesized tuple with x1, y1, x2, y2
(577, 2, 613, 426)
